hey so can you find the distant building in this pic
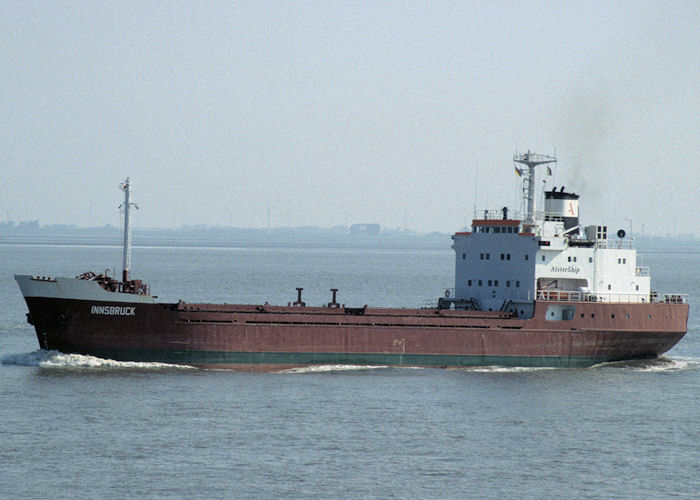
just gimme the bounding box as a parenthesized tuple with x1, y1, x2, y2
(349, 223, 381, 236)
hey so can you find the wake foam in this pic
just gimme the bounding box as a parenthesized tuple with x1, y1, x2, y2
(0, 349, 193, 370)
(283, 364, 554, 374)
(459, 366, 556, 373)
(281, 364, 390, 374)
(594, 356, 700, 372)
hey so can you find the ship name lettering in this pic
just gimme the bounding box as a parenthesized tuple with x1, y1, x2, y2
(550, 265, 580, 274)
(90, 305, 136, 316)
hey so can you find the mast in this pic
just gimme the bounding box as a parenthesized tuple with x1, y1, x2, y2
(120, 178, 138, 282)
(513, 151, 557, 227)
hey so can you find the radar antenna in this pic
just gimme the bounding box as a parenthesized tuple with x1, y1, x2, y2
(513, 150, 557, 228)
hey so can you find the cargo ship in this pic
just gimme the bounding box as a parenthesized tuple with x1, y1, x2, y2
(15, 152, 688, 370)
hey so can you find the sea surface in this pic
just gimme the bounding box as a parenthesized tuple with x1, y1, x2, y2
(1, 240, 699, 499)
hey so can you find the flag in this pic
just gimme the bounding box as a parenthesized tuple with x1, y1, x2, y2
(546, 166, 552, 176)
(514, 166, 522, 177)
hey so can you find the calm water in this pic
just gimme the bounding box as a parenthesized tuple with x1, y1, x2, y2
(1, 241, 699, 499)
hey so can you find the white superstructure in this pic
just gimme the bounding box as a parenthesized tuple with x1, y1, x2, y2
(450, 152, 653, 317)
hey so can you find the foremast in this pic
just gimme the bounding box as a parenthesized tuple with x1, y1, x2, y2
(120, 178, 138, 282)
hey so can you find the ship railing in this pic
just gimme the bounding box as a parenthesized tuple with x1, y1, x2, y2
(536, 290, 689, 304)
(635, 267, 650, 276)
(536, 290, 587, 302)
(651, 293, 689, 304)
(118, 280, 150, 295)
(421, 299, 439, 309)
(474, 209, 564, 221)
(473, 209, 522, 220)
(421, 288, 456, 309)
(599, 239, 635, 249)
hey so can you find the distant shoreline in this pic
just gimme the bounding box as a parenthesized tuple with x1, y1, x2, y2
(0, 229, 451, 251)
(0, 225, 695, 251)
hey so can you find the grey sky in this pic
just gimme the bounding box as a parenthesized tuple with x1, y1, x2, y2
(2, 1, 699, 235)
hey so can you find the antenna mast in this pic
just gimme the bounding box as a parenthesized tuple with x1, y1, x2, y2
(513, 150, 557, 227)
(120, 178, 138, 282)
